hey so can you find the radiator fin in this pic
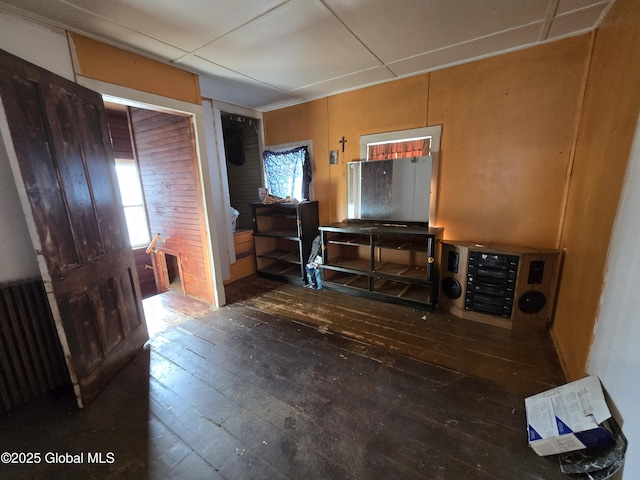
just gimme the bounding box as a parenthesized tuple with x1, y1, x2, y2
(0, 278, 69, 412)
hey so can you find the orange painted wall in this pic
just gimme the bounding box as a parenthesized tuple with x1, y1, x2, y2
(51, 0, 639, 380)
(327, 75, 430, 224)
(553, 0, 640, 380)
(264, 75, 429, 225)
(263, 33, 613, 378)
(428, 36, 590, 247)
(68, 33, 201, 105)
(263, 98, 331, 223)
(264, 39, 589, 248)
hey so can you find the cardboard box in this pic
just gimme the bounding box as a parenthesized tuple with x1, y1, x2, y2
(525, 376, 616, 456)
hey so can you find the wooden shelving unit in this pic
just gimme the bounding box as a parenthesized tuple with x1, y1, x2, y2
(251, 201, 319, 285)
(319, 221, 443, 310)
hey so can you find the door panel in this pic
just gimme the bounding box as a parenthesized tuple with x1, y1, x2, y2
(0, 48, 148, 408)
(43, 88, 105, 263)
(1, 73, 81, 271)
(77, 100, 128, 253)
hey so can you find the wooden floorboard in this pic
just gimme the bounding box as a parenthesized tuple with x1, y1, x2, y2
(0, 275, 568, 479)
(230, 275, 566, 396)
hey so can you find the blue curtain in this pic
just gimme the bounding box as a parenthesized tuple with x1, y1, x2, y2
(263, 146, 311, 200)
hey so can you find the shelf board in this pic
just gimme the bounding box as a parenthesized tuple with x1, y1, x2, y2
(400, 284, 435, 303)
(372, 278, 433, 304)
(374, 261, 427, 279)
(323, 271, 370, 290)
(326, 233, 370, 246)
(257, 261, 301, 278)
(256, 249, 301, 264)
(375, 236, 426, 251)
(324, 256, 370, 272)
(254, 229, 299, 238)
(254, 212, 298, 219)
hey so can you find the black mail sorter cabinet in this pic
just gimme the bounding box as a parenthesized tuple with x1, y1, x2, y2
(319, 221, 443, 310)
(251, 201, 319, 285)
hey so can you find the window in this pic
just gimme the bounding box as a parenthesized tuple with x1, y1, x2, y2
(262, 145, 312, 201)
(367, 137, 431, 160)
(114, 159, 150, 247)
(360, 126, 441, 160)
(359, 126, 442, 224)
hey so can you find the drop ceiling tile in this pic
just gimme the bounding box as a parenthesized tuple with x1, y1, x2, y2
(62, 0, 287, 52)
(75, 21, 188, 61)
(175, 54, 272, 86)
(0, 0, 187, 60)
(194, 0, 382, 91)
(388, 23, 543, 77)
(259, 97, 313, 112)
(323, 0, 550, 63)
(547, 3, 608, 39)
(0, 0, 614, 112)
(185, 55, 304, 109)
(556, 0, 610, 15)
(289, 66, 395, 100)
(199, 75, 303, 110)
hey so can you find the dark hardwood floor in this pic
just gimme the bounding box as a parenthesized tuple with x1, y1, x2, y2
(230, 275, 566, 397)
(0, 275, 566, 479)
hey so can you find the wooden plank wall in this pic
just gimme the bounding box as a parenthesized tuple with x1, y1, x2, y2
(129, 108, 213, 303)
(0, 278, 70, 412)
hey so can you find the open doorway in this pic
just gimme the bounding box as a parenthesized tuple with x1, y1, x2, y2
(164, 252, 181, 291)
(153, 249, 184, 295)
(221, 112, 262, 232)
(105, 102, 215, 305)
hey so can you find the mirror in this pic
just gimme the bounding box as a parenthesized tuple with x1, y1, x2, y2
(347, 156, 435, 225)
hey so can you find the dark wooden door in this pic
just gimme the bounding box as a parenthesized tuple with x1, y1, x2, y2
(0, 49, 148, 408)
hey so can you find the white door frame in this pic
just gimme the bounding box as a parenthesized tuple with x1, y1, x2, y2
(76, 76, 226, 306)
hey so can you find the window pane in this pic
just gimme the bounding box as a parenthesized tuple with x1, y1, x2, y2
(115, 163, 144, 206)
(293, 176, 302, 200)
(263, 146, 308, 200)
(366, 137, 431, 161)
(115, 159, 150, 247)
(123, 206, 150, 246)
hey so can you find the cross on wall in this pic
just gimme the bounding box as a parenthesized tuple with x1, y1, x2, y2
(339, 136, 347, 152)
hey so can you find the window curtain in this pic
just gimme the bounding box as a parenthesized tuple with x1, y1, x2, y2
(368, 138, 431, 160)
(263, 146, 311, 200)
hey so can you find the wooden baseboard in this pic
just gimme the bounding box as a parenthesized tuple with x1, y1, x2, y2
(549, 327, 572, 382)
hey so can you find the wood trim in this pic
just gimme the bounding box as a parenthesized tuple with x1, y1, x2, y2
(153, 248, 185, 295)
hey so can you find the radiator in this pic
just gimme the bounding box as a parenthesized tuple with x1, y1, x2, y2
(0, 278, 70, 412)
